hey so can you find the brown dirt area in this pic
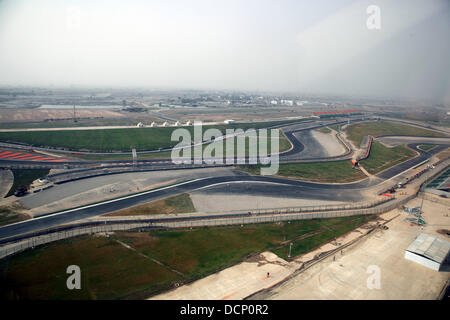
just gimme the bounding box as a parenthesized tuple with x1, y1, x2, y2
(0, 199, 31, 227)
(0, 109, 124, 122)
(104, 193, 195, 217)
(435, 147, 450, 160)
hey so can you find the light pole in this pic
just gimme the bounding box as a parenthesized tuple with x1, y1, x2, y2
(288, 242, 293, 258)
(418, 169, 430, 223)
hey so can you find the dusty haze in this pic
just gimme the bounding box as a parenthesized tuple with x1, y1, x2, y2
(0, 0, 449, 103)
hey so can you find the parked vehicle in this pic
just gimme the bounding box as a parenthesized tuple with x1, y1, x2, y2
(14, 186, 28, 197)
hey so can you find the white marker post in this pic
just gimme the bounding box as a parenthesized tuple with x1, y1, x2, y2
(132, 148, 137, 167)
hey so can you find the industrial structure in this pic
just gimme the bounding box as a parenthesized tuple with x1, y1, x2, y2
(312, 110, 361, 118)
(404, 233, 450, 271)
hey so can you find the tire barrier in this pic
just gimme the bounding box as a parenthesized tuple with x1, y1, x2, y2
(357, 136, 373, 161)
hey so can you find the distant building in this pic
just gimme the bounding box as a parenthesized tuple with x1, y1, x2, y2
(186, 120, 192, 126)
(312, 110, 361, 118)
(162, 121, 168, 127)
(173, 121, 180, 126)
(224, 119, 236, 124)
(281, 100, 293, 106)
(150, 122, 156, 127)
(136, 122, 144, 127)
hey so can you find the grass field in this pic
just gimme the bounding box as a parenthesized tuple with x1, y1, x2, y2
(374, 112, 450, 128)
(0, 202, 29, 227)
(0, 120, 301, 152)
(71, 129, 291, 161)
(196, 130, 291, 157)
(417, 144, 437, 152)
(346, 121, 444, 146)
(105, 193, 196, 216)
(0, 236, 180, 300)
(360, 142, 416, 174)
(0, 215, 376, 300)
(329, 124, 342, 132)
(6, 169, 50, 197)
(435, 147, 450, 160)
(273, 215, 375, 259)
(315, 127, 331, 134)
(239, 160, 366, 183)
(239, 138, 418, 181)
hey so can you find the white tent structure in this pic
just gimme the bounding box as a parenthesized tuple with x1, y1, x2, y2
(404, 233, 450, 271)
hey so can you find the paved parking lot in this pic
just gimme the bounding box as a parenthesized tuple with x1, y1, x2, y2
(255, 195, 449, 300)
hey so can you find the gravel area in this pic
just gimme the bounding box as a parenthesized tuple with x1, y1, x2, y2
(190, 193, 346, 213)
(311, 130, 347, 157)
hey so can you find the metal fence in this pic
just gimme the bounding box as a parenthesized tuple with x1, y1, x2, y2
(1, 160, 446, 260)
(0, 192, 414, 260)
(0, 223, 151, 259)
(223, 197, 393, 216)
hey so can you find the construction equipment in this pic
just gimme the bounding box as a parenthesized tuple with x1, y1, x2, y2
(403, 206, 421, 215)
(407, 217, 427, 226)
(386, 187, 396, 194)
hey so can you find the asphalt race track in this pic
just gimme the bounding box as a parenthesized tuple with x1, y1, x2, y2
(0, 118, 448, 241)
(0, 118, 355, 167)
(0, 141, 446, 242)
(0, 174, 374, 241)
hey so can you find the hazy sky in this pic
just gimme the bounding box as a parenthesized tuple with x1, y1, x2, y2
(0, 0, 449, 102)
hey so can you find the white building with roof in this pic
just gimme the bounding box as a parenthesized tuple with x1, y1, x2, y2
(404, 233, 450, 271)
